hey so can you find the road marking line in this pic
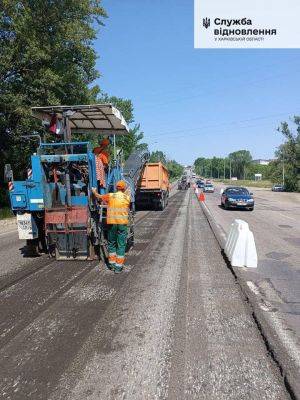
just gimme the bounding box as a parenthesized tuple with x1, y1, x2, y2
(247, 281, 274, 312)
(277, 212, 296, 221)
(259, 302, 272, 312)
(246, 281, 260, 296)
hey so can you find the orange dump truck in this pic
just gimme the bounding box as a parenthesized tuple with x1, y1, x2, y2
(136, 162, 170, 210)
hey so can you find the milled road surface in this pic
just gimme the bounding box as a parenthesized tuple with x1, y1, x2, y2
(0, 190, 289, 399)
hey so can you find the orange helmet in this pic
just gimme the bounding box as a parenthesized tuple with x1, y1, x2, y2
(100, 138, 110, 147)
(116, 180, 126, 190)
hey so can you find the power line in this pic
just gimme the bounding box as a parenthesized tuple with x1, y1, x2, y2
(134, 55, 300, 104)
(145, 109, 300, 140)
(136, 67, 300, 111)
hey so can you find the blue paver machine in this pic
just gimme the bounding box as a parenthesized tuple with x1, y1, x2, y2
(5, 104, 147, 260)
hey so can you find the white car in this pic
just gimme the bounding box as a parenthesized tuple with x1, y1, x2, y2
(203, 184, 215, 193)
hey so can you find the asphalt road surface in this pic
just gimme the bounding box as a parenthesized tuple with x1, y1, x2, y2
(203, 184, 300, 392)
(204, 185, 300, 335)
(204, 184, 300, 275)
(0, 190, 290, 399)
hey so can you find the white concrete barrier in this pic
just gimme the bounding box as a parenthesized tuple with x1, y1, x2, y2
(224, 219, 257, 268)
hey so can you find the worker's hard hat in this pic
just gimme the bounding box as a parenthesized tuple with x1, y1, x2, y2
(116, 180, 126, 190)
(100, 138, 110, 146)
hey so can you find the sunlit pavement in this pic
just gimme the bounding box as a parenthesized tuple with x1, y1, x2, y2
(0, 190, 290, 399)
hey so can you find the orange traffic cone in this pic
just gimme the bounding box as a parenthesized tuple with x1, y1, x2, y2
(198, 192, 205, 202)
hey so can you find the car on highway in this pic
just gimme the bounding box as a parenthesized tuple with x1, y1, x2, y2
(203, 183, 215, 193)
(196, 180, 205, 189)
(221, 186, 254, 211)
(271, 184, 285, 192)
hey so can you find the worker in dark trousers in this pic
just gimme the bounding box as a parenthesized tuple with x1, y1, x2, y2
(92, 180, 130, 273)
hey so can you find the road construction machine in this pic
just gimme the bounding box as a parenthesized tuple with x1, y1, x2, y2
(4, 104, 148, 260)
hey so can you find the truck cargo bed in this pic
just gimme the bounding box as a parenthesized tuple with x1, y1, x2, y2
(138, 162, 169, 191)
(136, 162, 169, 210)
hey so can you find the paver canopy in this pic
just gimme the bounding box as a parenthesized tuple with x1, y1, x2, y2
(32, 104, 129, 136)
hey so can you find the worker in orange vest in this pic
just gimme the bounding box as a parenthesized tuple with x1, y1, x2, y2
(92, 180, 131, 273)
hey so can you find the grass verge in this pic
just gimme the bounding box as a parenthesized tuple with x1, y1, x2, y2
(0, 207, 14, 220)
(213, 179, 273, 188)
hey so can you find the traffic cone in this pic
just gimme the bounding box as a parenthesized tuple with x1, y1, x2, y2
(198, 192, 205, 202)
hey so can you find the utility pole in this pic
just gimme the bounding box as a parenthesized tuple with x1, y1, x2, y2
(282, 157, 285, 187)
(210, 160, 213, 178)
(223, 159, 226, 179)
(229, 159, 232, 180)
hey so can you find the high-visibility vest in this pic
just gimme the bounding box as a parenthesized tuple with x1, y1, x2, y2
(106, 191, 130, 225)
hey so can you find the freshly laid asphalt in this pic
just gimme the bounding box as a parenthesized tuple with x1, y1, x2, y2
(0, 190, 290, 399)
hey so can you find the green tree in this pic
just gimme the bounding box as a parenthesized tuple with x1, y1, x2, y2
(0, 0, 107, 185)
(275, 117, 300, 191)
(195, 157, 230, 179)
(166, 160, 184, 180)
(97, 94, 148, 160)
(228, 150, 252, 179)
(245, 163, 270, 180)
(149, 151, 167, 164)
(267, 160, 286, 186)
(211, 157, 224, 179)
(194, 157, 206, 176)
(194, 157, 213, 177)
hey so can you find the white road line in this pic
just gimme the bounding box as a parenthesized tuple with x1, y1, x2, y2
(259, 302, 272, 312)
(277, 212, 296, 221)
(246, 281, 273, 311)
(246, 281, 261, 296)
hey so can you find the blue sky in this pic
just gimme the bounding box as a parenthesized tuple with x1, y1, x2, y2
(94, 0, 300, 165)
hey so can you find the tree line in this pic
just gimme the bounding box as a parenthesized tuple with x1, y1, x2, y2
(0, 1, 183, 206)
(194, 119, 300, 192)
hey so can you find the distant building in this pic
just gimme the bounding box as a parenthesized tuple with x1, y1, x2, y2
(252, 159, 273, 165)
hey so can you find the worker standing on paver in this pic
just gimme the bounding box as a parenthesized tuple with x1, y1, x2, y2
(93, 138, 110, 191)
(92, 180, 130, 273)
(94, 138, 110, 167)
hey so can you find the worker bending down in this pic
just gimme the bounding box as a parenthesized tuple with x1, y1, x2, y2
(92, 180, 130, 273)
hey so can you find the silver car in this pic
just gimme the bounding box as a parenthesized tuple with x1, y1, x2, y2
(203, 184, 215, 193)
